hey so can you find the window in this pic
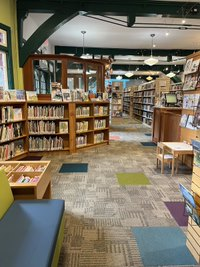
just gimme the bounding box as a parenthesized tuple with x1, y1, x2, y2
(0, 23, 14, 89)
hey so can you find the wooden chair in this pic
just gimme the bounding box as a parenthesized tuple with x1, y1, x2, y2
(156, 142, 177, 174)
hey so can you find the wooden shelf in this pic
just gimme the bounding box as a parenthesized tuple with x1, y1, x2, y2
(0, 135, 27, 145)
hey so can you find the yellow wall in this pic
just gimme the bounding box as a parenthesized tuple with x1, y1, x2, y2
(0, 0, 24, 89)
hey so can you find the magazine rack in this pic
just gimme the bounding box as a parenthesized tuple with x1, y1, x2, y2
(183, 197, 200, 227)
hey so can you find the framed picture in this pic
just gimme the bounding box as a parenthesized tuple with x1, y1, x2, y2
(0, 28, 7, 47)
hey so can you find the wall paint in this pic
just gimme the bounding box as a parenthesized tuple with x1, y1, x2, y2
(0, 0, 23, 89)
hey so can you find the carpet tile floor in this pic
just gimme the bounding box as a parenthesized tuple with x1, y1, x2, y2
(41, 117, 197, 267)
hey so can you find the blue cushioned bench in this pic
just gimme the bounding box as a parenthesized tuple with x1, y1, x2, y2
(0, 170, 65, 267)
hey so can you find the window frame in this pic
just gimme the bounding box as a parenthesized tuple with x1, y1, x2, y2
(0, 23, 14, 89)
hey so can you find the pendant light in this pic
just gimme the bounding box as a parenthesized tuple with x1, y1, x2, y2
(144, 34, 158, 66)
(80, 30, 87, 59)
(125, 65, 134, 78)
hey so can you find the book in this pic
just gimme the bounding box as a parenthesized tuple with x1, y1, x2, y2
(16, 90, 25, 101)
(62, 89, 71, 102)
(186, 115, 197, 130)
(193, 96, 200, 129)
(184, 58, 193, 74)
(59, 121, 68, 133)
(26, 91, 38, 101)
(51, 82, 63, 101)
(179, 114, 188, 127)
(183, 73, 198, 91)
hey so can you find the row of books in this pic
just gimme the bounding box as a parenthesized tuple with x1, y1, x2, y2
(0, 89, 25, 101)
(1, 107, 22, 123)
(0, 123, 23, 142)
(183, 73, 199, 91)
(180, 114, 197, 130)
(94, 106, 108, 116)
(29, 136, 64, 151)
(76, 106, 90, 117)
(15, 165, 46, 172)
(29, 121, 56, 134)
(9, 174, 40, 184)
(94, 119, 106, 129)
(0, 140, 24, 161)
(76, 135, 87, 147)
(76, 121, 89, 132)
(28, 105, 65, 119)
(94, 133, 104, 144)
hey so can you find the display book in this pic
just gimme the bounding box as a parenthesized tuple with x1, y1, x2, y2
(183, 58, 200, 91)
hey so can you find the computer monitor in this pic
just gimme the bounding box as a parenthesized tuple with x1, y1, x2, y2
(165, 93, 177, 104)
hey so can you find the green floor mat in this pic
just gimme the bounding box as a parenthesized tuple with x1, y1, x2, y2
(116, 173, 150, 185)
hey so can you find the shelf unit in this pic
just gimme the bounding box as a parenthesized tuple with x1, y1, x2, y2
(111, 82, 123, 117)
(27, 101, 70, 152)
(186, 143, 200, 263)
(123, 86, 136, 117)
(75, 102, 109, 149)
(0, 160, 51, 199)
(0, 101, 28, 160)
(133, 81, 155, 126)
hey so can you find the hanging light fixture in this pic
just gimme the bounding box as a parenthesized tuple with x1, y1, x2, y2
(144, 34, 158, 66)
(80, 30, 88, 59)
(116, 75, 123, 80)
(166, 71, 176, 78)
(146, 76, 153, 81)
(125, 63, 134, 78)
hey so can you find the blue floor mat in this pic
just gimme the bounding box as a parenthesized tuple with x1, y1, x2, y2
(132, 227, 197, 266)
(140, 142, 156, 147)
(59, 163, 88, 173)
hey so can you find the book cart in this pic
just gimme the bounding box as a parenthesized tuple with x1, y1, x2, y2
(0, 161, 51, 199)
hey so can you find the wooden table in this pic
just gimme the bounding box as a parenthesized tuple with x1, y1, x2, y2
(162, 142, 193, 175)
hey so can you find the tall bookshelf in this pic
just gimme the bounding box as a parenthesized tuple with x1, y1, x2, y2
(111, 83, 123, 117)
(0, 101, 28, 160)
(123, 86, 136, 117)
(133, 81, 155, 126)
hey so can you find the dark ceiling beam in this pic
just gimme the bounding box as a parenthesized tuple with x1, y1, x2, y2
(55, 46, 195, 57)
(17, 0, 200, 18)
(19, 9, 79, 67)
(112, 64, 183, 72)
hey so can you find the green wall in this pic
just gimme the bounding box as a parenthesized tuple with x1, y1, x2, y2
(0, 0, 23, 89)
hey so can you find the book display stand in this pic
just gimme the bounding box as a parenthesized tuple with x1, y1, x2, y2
(0, 161, 51, 199)
(186, 140, 200, 263)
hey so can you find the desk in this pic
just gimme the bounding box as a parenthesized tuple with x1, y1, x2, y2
(162, 142, 193, 175)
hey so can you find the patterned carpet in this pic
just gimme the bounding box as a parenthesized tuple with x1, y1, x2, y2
(42, 118, 195, 267)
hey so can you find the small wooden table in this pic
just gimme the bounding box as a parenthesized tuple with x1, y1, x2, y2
(162, 142, 193, 175)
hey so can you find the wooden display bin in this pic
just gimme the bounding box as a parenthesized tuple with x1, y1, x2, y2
(0, 161, 51, 200)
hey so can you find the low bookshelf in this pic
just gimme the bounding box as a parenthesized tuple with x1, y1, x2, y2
(0, 160, 51, 199)
(0, 101, 28, 161)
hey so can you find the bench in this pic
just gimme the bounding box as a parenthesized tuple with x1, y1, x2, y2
(0, 170, 65, 267)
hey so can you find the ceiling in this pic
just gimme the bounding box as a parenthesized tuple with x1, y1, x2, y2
(22, 0, 200, 79)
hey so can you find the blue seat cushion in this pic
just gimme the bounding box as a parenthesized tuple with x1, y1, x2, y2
(0, 199, 64, 267)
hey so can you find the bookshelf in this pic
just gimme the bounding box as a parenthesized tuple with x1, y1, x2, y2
(27, 101, 70, 152)
(111, 84, 123, 117)
(0, 101, 28, 160)
(75, 102, 109, 149)
(0, 160, 51, 199)
(123, 86, 136, 117)
(133, 81, 155, 126)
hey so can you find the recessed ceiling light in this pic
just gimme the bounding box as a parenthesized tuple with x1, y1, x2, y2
(165, 32, 169, 36)
(166, 67, 169, 71)
(153, 44, 156, 48)
(182, 19, 186, 24)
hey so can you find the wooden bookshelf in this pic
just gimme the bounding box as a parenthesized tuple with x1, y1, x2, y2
(111, 83, 123, 117)
(27, 101, 70, 152)
(123, 86, 136, 117)
(75, 101, 110, 148)
(0, 160, 51, 199)
(133, 81, 155, 126)
(0, 101, 28, 160)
